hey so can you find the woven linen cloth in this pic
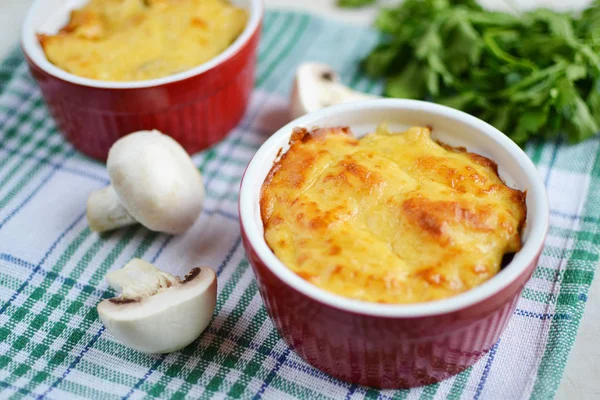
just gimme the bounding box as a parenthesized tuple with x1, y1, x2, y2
(0, 10, 598, 400)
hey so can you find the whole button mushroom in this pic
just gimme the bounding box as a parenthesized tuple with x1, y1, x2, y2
(87, 130, 205, 234)
(97, 258, 217, 354)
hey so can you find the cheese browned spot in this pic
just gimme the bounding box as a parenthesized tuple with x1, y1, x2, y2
(261, 125, 527, 304)
(38, 0, 248, 81)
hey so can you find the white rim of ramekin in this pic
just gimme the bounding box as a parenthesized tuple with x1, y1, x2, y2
(240, 99, 550, 318)
(21, 0, 263, 89)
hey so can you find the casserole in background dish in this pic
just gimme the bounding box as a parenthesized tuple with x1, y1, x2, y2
(22, 0, 262, 160)
(37, 0, 248, 82)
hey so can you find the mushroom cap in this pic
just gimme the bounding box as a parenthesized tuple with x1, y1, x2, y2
(107, 130, 205, 234)
(289, 62, 340, 119)
(97, 267, 217, 354)
(289, 62, 381, 120)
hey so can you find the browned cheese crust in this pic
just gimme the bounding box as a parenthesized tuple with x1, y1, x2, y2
(260, 125, 527, 304)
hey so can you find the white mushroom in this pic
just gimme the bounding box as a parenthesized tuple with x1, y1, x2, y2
(97, 258, 217, 354)
(289, 62, 380, 119)
(87, 130, 205, 234)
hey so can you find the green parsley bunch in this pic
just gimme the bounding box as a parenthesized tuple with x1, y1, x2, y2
(342, 0, 600, 144)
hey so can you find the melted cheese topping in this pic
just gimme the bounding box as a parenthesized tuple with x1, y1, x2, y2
(260, 126, 527, 304)
(38, 0, 248, 81)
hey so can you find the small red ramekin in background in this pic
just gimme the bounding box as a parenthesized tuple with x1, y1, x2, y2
(239, 99, 549, 389)
(21, 0, 263, 161)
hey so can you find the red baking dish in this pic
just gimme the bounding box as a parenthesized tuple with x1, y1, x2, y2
(239, 99, 549, 388)
(21, 0, 263, 161)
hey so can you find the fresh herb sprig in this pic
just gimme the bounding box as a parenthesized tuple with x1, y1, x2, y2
(358, 0, 600, 144)
(337, 0, 376, 7)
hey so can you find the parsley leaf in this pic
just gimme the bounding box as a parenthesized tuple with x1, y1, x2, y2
(359, 0, 600, 144)
(337, 0, 376, 8)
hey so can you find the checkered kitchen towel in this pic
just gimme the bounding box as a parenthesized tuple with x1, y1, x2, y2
(0, 10, 598, 400)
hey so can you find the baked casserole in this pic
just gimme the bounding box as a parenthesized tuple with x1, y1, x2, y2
(37, 0, 248, 81)
(260, 125, 527, 304)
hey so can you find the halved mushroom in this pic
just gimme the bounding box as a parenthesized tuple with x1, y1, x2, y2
(97, 258, 217, 354)
(87, 130, 205, 234)
(289, 62, 380, 119)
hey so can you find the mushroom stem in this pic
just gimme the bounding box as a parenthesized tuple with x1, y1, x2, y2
(321, 81, 376, 106)
(106, 258, 179, 300)
(87, 186, 137, 233)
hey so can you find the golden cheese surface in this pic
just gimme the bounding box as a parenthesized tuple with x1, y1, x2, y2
(260, 126, 527, 304)
(38, 0, 248, 81)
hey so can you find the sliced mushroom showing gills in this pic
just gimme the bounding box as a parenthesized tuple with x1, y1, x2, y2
(97, 258, 217, 354)
(87, 130, 205, 234)
(289, 62, 381, 119)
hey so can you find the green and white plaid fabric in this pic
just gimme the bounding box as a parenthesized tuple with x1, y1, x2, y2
(0, 10, 598, 399)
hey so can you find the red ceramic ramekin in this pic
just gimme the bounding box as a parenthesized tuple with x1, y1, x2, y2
(239, 99, 549, 389)
(21, 0, 263, 161)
